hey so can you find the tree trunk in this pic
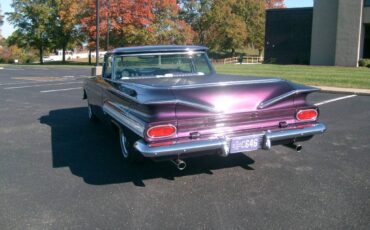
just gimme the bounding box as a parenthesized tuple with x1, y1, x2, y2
(62, 45, 66, 63)
(231, 48, 235, 57)
(88, 49, 92, 65)
(39, 46, 44, 64)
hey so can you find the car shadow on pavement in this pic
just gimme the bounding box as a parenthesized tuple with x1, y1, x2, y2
(40, 107, 255, 187)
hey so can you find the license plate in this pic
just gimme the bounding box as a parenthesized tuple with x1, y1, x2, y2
(229, 135, 263, 154)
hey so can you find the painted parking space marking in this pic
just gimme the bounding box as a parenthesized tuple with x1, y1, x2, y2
(1, 68, 25, 71)
(4, 81, 83, 90)
(315, 94, 357, 106)
(29, 68, 50, 70)
(40, 87, 82, 93)
(0, 79, 71, 86)
(0, 81, 36, 86)
(12, 76, 70, 82)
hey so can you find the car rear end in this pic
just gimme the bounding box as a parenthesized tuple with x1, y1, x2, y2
(133, 78, 326, 160)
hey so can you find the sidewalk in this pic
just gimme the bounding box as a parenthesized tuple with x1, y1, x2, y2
(313, 86, 370, 96)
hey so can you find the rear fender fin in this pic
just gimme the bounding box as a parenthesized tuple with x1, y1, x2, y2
(258, 86, 320, 109)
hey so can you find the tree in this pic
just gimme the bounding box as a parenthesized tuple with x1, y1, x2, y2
(52, 0, 88, 63)
(153, 0, 194, 45)
(194, 0, 285, 56)
(202, 0, 247, 55)
(81, 0, 194, 49)
(7, 0, 53, 64)
(235, 0, 266, 55)
(0, 3, 4, 38)
(178, 0, 212, 44)
(265, 0, 286, 9)
(81, 0, 157, 48)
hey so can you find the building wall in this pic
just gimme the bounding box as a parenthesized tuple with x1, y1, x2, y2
(310, 0, 339, 66)
(334, 0, 363, 67)
(362, 24, 370, 58)
(265, 8, 313, 64)
(363, 7, 370, 23)
(362, 7, 370, 59)
(311, 0, 367, 67)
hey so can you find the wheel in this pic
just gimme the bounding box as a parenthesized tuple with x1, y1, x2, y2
(87, 103, 97, 122)
(118, 128, 143, 163)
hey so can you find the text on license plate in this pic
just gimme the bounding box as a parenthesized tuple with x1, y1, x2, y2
(229, 135, 263, 154)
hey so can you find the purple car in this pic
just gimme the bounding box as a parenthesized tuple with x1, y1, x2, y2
(83, 45, 326, 170)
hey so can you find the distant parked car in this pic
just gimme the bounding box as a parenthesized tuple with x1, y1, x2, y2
(83, 45, 326, 170)
(42, 56, 54, 62)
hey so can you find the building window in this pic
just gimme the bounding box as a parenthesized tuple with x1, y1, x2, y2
(365, 0, 370, 7)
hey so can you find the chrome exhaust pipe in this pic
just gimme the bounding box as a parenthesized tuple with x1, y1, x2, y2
(285, 143, 303, 152)
(171, 159, 187, 170)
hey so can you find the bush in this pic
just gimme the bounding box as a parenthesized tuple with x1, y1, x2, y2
(359, 59, 370, 68)
(0, 45, 38, 64)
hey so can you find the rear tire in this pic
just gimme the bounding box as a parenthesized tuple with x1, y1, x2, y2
(118, 127, 144, 163)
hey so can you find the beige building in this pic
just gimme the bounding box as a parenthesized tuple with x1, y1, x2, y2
(310, 0, 370, 67)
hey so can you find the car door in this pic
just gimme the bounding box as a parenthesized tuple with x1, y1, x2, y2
(87, 55, 113, 120)
(100, 55, 133, 122)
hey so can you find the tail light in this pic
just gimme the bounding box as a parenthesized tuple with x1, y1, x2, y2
(147, 125, 177, 138)
(296, 109, 318, 121)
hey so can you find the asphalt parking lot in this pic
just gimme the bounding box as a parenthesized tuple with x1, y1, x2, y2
(0, 66, 369, 230)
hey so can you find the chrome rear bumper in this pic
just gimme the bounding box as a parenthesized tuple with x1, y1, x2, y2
(134, 123, 326, 158)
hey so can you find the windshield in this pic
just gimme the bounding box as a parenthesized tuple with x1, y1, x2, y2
(113, 52, 212, 80)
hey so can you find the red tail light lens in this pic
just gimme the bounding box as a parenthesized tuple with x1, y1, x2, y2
(296, 109, 318, 121)
(147, 125, 177, 138)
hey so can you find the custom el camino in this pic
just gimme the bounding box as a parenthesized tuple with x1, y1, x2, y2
(83, 45, 326, 170)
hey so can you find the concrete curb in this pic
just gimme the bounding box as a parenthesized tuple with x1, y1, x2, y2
(312, 86, 370, 96)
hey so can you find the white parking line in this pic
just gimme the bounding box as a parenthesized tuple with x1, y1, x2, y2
(2, 68, 25, 71)
(40, 87, 82, 93)
(30, 68, 50, 70)
(4, 81, 83, 90)
(0, 81, 34, 86)
(0, 80, 68, 86)
(315, 94, 357, 106)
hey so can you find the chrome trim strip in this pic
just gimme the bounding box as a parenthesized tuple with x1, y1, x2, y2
(134, 138, 227, 158)
(123, 78, 282, 90)
(117, 51, 204, 57)
(108, 87, 139, 102)
(258, 88, 320, 109)
(264, 123, 326, 144)
(134, 123, 327, 158)
(169, 79, 282, 89)
(145, 99, 219, 113)
(103, 101, 145, 137)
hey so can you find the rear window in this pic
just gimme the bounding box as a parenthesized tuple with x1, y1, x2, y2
(113, 52, 212, 79)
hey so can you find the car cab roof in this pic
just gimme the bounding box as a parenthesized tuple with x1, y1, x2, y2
(108, 45, 208, 55)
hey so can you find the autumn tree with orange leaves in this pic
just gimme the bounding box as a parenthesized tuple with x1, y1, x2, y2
(7, 0, 286, 63)
(52, 0, 88, 63)
(81, 0, 194, 52)
(265, 0, 286, 9)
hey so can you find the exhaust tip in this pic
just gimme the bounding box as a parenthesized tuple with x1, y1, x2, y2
(285, 143, 303, 152)
(171, 159, 187, 171)
(178, 162, 187, 170)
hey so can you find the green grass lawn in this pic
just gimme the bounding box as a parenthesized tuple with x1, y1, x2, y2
(215, 64, 370, 89)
